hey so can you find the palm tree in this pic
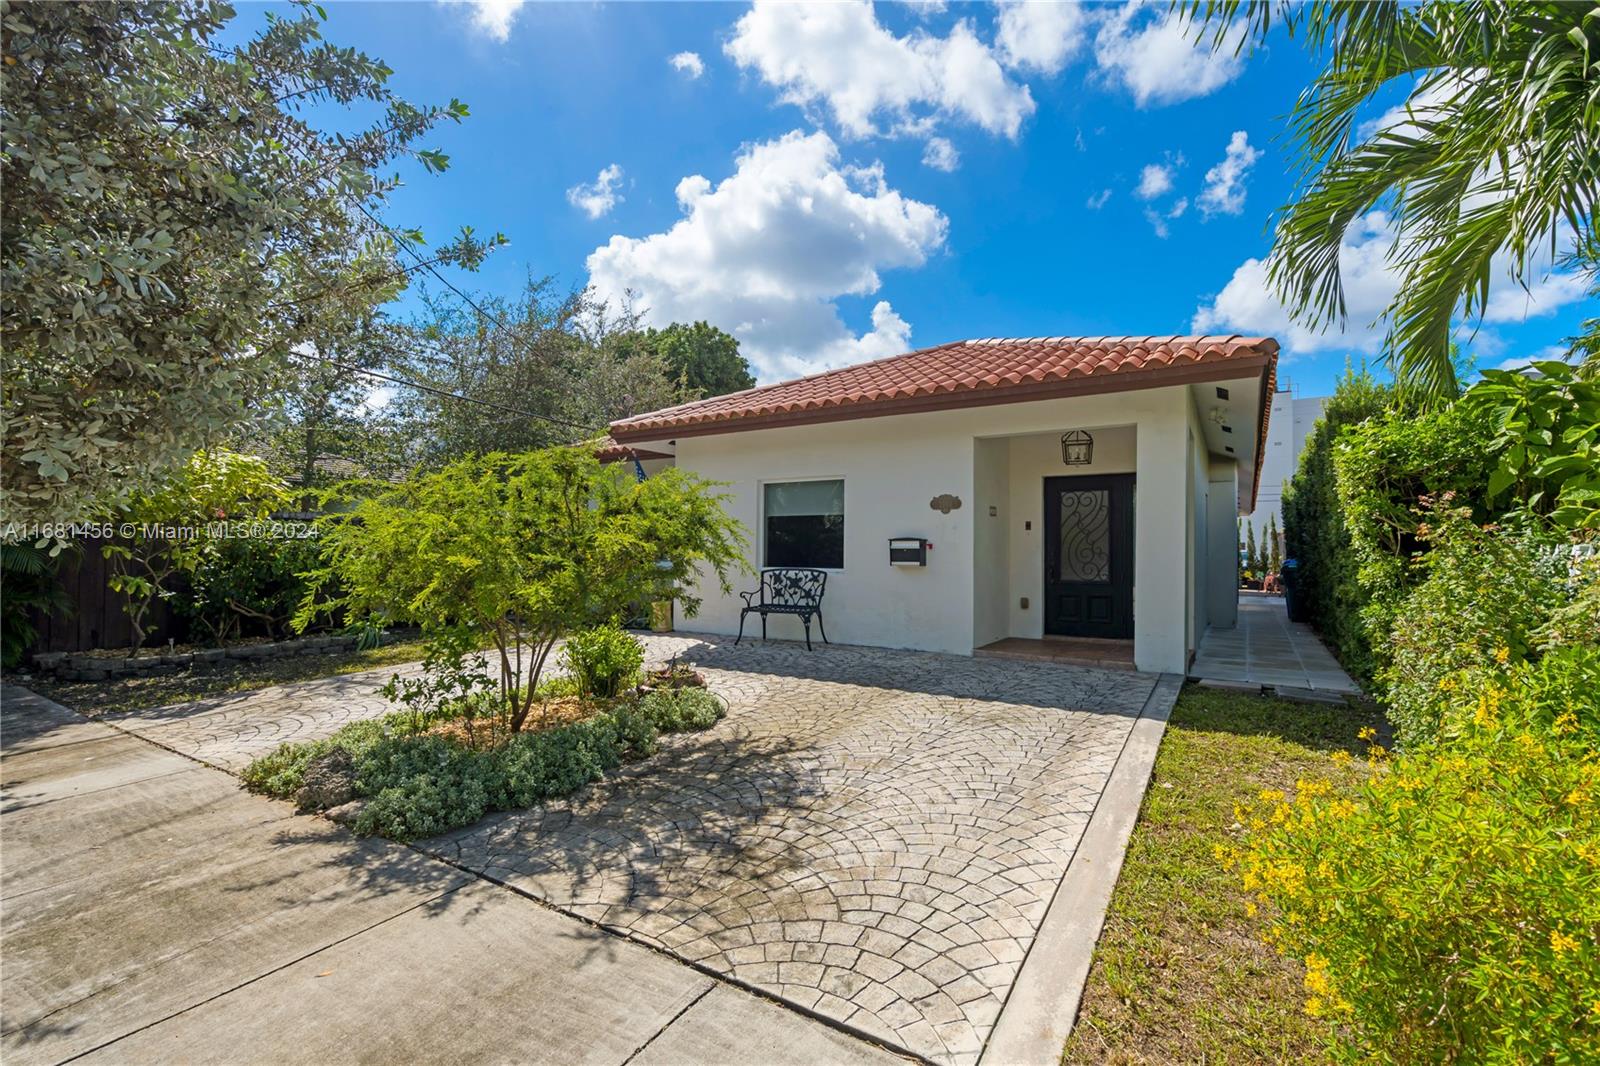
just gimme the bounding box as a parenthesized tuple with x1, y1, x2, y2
(1188, 2, 1600, 396)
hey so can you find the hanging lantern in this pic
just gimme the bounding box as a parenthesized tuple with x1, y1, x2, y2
(1060, 429, 1094, 466)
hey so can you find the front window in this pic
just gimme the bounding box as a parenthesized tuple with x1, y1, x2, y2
(763, 479, 844, 569)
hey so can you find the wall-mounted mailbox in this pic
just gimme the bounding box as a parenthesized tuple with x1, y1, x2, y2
(889, 537, 929, 566)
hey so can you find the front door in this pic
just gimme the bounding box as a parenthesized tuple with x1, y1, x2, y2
(1044, 474, 1134, 639)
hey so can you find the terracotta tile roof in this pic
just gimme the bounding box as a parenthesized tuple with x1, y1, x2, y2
(588, 435, 672, 464)
(610, 335, 1277, 440)
(610, 334, 1280, 511)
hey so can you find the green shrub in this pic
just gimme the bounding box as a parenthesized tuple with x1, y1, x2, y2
(1224, 655, 1600, 1062)
(487, 718, 626, 810)
(244, 673, 731, 842)
(1381, 505, 1568, 749)
(177, 535, 323, 644)
(560, 623, 645, 699)
(1281, 368, 1392, 678)
(240, 714, 402, 798)
(1331, 402, 1497, 683)
(604, 699, 660, 759)
(352, 735, 493, 840)
(641, 686, 724, 732)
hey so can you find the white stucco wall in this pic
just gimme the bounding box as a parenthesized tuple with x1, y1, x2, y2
(670, 383, 1230, 672)
(971, 437, 1010, 648)
(1206, 457, 1241, 628)
(1001, 426, 1136, 641)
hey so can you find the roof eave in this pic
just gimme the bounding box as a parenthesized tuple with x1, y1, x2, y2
(609, 354, 1274, 444)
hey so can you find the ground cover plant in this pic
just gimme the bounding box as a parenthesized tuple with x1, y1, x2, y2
(1062, 686, 1383, 1065)
(243, 629, 727, 841)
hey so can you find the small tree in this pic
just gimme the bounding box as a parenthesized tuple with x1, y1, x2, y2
(105, 451, 289, 654)
(1245, 521, 1260, 579)
(1267, 513, 1283, 575)
(301, 449, 746, 733)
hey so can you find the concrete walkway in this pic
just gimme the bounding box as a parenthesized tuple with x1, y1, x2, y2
(0, 686, 893, 1066)
(3, 635, 1179, 1065)
(1190, 593, 1359, 695)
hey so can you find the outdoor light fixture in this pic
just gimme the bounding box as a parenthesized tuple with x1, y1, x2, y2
(1060, 429, 1094, 466)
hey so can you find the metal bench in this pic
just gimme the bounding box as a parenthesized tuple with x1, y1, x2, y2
(735, 567, 830, 651)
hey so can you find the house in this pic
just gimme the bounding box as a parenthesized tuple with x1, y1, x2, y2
(1244, 387, 1329, 553)
(607, 335, 1278, 675)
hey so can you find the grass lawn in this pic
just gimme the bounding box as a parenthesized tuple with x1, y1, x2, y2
(1062, 684, 1385, 1065)
(25, 638, 428, 717)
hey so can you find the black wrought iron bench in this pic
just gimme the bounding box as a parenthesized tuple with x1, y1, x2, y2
(735, 567, 830, 650)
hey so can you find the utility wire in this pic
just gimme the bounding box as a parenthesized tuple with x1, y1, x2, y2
(291, 353, 601, 433)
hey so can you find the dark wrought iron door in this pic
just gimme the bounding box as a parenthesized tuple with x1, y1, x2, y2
(1043, 474, 1134, 639)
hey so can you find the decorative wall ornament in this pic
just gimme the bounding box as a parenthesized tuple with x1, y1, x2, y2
(929, 493, 962, 514)
(1061, 429, 1094, 466)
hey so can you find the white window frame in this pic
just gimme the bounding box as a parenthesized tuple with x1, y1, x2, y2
(758, 475, 846, 572)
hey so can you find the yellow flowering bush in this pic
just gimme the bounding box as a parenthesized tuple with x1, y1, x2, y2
(1222, 657, 1600, 1062)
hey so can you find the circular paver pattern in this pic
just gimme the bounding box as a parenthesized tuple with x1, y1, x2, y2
(100, 635, 1155, 1064)
(429, 637, 1155, 1065)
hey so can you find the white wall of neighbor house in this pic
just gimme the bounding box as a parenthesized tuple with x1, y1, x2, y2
(1207, 457, 1241, 628)
(669, 382, 1245, 672)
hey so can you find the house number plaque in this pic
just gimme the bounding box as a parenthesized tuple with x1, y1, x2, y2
(929, 494, 962, 514)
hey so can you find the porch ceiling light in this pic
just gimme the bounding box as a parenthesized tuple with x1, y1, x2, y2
(1061, 429, 1094, 466)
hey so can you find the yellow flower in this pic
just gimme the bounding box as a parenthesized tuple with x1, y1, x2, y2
(1551, 929, 1580, 954)
(1330, 750, 1353, 767)
(1357, 726, 1377, 742)
(1554, 711, 1579, 736)
(1494, 645, 1511, 664)
(1259, 788, 1286, 803)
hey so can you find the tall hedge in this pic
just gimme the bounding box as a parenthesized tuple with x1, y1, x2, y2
(1281, 369, 1390, 678)
(1332, 403, 1497, 682)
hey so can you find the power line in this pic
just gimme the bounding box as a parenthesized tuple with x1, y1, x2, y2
(291, 353, 600, 432)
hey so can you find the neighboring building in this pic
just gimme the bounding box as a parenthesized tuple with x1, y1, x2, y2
(607, 335, 1278, 675)
(1244, 389, 1328, 550)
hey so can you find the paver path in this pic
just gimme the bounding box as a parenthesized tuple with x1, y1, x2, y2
(427, 637, 1157, 1065)
(39, 634, 1164, 1065)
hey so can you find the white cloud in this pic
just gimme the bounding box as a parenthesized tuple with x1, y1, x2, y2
(1168, 197, 1188, 219)
(1144, 209, 1170, 240)
(1198, 130, 1261, 217)
(1495, 345, 1569, 372)
(1094, 5, 1246, 107)
(922, 136, 960, 171)
(586, 130, 948, 381)
(669, 51, 705, 79)
(725, 0, 1035, 140)
(567, 164, 625, 220)
(997, 0, 1088, 75)
(1136, 163, 1173, 200)
(1086, 188, 1112, 209)
(1192, 211, 1403, 353)
(452, 0, 526, 42)
(1482, 270, 1589, 323)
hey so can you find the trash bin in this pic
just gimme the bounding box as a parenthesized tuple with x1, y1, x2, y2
(1280, 559, 1308, 622)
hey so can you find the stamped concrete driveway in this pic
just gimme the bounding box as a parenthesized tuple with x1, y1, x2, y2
(425, 637, 1165, 1065)
(8, 635, 1174, 1066)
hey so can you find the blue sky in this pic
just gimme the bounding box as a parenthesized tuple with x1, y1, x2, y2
(252, 1, 1590, 395)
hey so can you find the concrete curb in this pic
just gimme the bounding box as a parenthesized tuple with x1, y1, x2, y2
(979, 672, 1183, 1066)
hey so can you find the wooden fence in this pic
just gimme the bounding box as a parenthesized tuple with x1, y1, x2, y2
(28, 540, 181, 655)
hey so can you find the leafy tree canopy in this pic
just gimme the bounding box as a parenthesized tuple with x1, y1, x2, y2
(299, 448, 748, 733)
(1, 0, 499, 523)
(636, 322, 756, 399)
(1190, 1, 1600, 396)
(387, 277, 685, 462)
